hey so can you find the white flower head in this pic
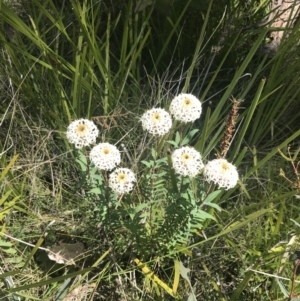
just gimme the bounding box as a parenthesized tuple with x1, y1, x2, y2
(140, 108, 172, 136)
(90, 143, 121, 171)
(204, 158, 239, 190)
(109, 168, 136, 194)
(170, 93, 202, 123)
(66, 119, 99, 149)
(172, 146, 204, 177)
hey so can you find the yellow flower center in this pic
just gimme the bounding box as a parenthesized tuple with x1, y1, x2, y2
(151, 112, 162, 124)
(102, 148, 111, 155)
(181, 153, 191, 163)
(221, 161, 230, 173)
(76, 124, 90, 138)
(183, 98, 192, 108)
(117, 173, 127, 183)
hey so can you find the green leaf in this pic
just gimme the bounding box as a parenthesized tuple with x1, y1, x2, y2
(166, 140, 178, 147)
(76, 151, 88, 172)
(141, 160, 153, 168)
(91, 174, 103, 185)
(203, 190, 222, 204)
(203, 202, 222, 212)
(175, 131, 181, 146)
(275, 278, 289, 298)
(89, 188, 102, 195)
(196, 210, 216, 221)
(0, 155, 19, 182)
(135, 203, 149, 213)
(0, 240, 13, 247)
(1, 248, 17, 255)
(181, 129, 199, 146)
(290, 219, 300, 227)
(0, 190, 12, 207)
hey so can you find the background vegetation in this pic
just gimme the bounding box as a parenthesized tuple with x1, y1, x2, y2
(0, 0, 300, 300)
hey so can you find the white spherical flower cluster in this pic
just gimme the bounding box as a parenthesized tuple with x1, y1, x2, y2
(203, 158, 239, 190)
(140, 108, 172, 136)
(172, 146, 204, 177)
(170, 93, 202, 123)
(109, 168, 136, 194)
(89, 143, 121, 171)
(66, 119, 99, 149)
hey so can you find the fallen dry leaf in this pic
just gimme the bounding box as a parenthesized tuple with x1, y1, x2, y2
(47, 242, 84, 265)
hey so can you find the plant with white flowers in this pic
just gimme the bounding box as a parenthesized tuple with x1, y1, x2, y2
(90, 142, 121, 171)
(203, 158, 239, 190)
(66, 119, 99, 149)
(65, 91, 240, 257)
(140, 108, 172, 136)
(171, 146, 204, 177)
(169, 93, 202, 123)
(109, 168, 136, 194)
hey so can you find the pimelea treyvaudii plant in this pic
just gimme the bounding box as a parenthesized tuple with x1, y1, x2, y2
(66, 119, 136, 223)
(66, 92, 240, 256)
